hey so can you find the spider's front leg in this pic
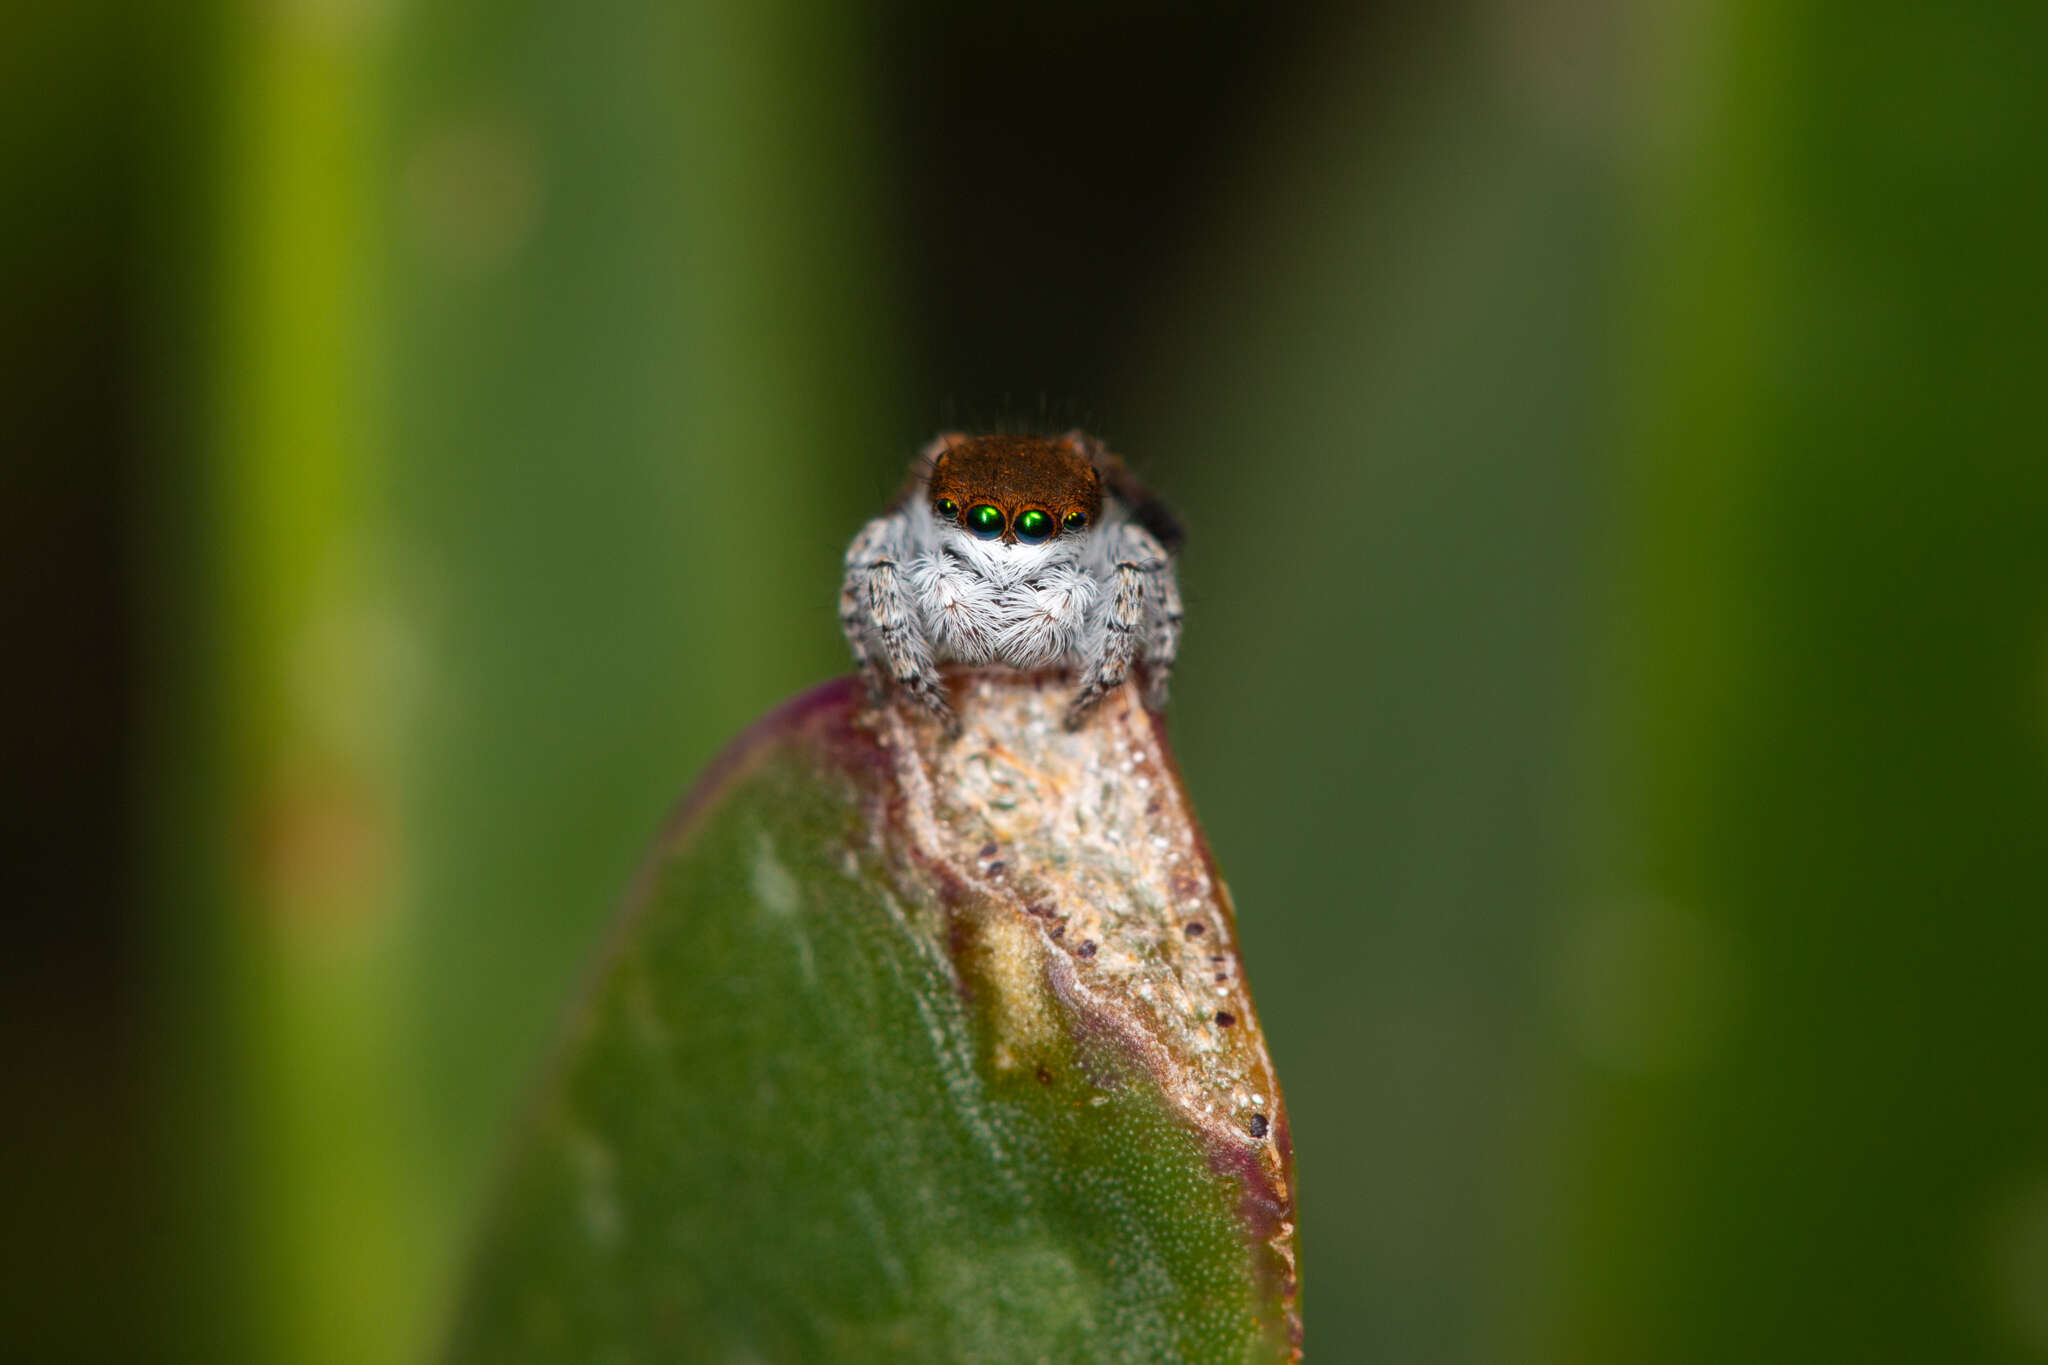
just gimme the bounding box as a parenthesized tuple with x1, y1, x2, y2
(842, 513, 958, 734)
(1065, 523, 1173, 729)
(1141, 560, 1182, 711)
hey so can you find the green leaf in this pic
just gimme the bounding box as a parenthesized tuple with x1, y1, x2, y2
(443, 673, 1301, 1363)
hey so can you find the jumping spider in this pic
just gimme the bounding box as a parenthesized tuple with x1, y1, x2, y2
(841, 430, 1184, 734)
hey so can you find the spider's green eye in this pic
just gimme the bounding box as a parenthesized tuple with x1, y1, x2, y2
(966, 504, 1005, 539)
(933, 498, 958, 519)
(1014, 508, 1053, 542)
(1063, 510, 1088, 532)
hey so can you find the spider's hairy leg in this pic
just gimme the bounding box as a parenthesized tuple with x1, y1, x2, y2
(843, 512, 958, 734)
(1066, 522, 1168, 729)
(1141, 559, 1182, 711)
(839, 521, 887, 701)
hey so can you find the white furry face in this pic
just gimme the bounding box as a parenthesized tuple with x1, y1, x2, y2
(933, 523, 1080, 587)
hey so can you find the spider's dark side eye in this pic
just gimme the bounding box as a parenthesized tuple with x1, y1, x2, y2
(1014, 508, 1053, 542)
(966, 504, 1005, 538)
(933, 498, 958, 519)
(1063, 510, 1088, 533)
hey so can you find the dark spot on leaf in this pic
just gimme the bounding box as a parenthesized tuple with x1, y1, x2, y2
(1215, 1011, 1236, 1028)
(1035, 1065, 1053, 1086)
(1078, 940, 1098, 959)
(1249, 1113, 1269, 1139)
(1183, 921, 1205, 937)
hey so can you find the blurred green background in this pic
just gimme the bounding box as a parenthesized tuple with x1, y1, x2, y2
(6, 0, 2047, 1360)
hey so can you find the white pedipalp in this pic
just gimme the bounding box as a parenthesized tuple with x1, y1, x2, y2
(991, 567, 1097, 667)
(909, 550, 1002, 663)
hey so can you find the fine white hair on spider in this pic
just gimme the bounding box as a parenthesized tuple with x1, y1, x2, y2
(840, 430, 1185, 735)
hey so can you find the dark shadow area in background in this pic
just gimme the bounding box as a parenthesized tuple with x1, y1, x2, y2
(2, 3, 146, 1358)
(876, 0, 1354, 425)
